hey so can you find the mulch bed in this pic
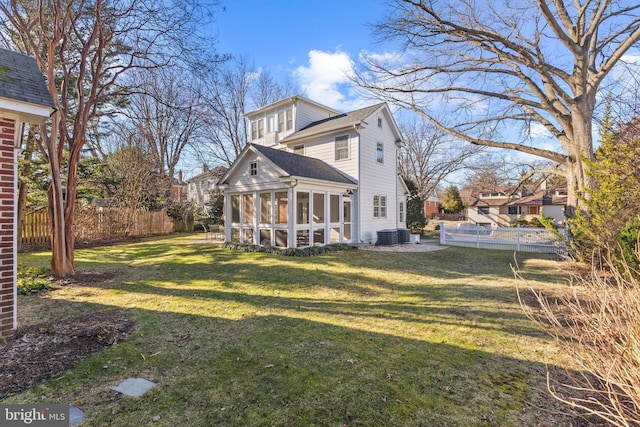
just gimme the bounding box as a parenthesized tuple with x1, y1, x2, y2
(1, 271, 133, 399)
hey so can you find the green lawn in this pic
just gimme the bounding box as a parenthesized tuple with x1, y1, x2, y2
(11, 234, 580, 426)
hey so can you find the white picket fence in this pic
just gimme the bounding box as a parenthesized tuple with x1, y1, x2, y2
(439, 222, 566, 254)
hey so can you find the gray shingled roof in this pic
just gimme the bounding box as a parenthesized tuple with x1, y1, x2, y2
(0, 48, 55, 109)
(252, 144, 356, 185)
(280, 103, 385, 142)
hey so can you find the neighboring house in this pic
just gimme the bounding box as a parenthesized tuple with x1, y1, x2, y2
(467, 184, 567, 227)
(171, 171, 188, 202)
(218, 95, 409, 247)
(186, 165, 227, 207)
(0, 48, 55, 339)
(423, 193, 440, 220)
(90, 198, 119, 210)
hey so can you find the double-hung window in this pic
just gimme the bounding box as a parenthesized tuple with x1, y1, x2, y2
(257, 119, 264, 138)
(278, 112, 285, 132)
(373, 195, 387, 218)
(335, 135, 349, 160)
(376, 142, 384, 164)
(285, 109, 293, 130)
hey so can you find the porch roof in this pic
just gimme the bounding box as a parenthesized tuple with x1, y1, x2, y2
(252, 144, 356, 185)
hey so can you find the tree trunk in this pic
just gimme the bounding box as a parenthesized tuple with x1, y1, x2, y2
(46, 120, 75, 277)
(565, 101, 597, 216)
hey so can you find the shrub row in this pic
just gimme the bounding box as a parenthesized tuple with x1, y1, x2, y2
(222, 242, 357, 257)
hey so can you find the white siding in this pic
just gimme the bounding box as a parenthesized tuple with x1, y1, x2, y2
(541, 205, 566, 225)
(246, 97, 337, 149)
(300, 131, 359, 181)
(225, 151, 284, 192)
(294, 99, 335, 130)
(357, 111, 400, 244)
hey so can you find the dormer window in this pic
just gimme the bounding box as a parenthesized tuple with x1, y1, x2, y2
(278, 112, 285, 132)
(249, 161, 258, 176)
(258, 119, 264, 138)
(286, 109, 293, 130)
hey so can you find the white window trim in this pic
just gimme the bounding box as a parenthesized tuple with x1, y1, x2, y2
(335, 135, 349, 161)
(249, 161, 258, 176)
(376, 142, 384, 164)
(373, 195, 387, 219)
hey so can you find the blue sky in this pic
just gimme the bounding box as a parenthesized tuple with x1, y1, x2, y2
(206, 0, 392, 111)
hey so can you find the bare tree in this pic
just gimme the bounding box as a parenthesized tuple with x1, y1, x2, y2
(196, 57, 298, 167)
(250, 68, 298, 111)
(114, 66, 205, 195)
(399, 117, 482, 201)
(356, 0, 640, 215)
(0, 0, 216, 276)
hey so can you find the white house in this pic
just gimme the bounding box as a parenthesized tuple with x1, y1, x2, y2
(186, 165, 227, 207)
(217, 95, 409, 248)
(467, 185, 567, 227)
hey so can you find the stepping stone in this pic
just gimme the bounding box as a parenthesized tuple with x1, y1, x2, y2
(69, 406, 85, 426)
(111, 377, 157, 397)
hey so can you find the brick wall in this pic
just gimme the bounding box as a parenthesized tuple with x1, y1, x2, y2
(0, 116, 16, 340)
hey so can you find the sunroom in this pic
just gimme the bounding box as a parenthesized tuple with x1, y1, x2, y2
(226, 186, 356, 248)
(218, 144, 358, 249)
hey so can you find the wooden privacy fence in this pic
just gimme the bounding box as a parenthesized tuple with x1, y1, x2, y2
(20, 208, 49, 245)
(20, 207, 174, 247)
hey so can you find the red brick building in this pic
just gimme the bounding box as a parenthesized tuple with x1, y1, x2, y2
(0, 48, 55, 340)
(423, 193, 440, 220)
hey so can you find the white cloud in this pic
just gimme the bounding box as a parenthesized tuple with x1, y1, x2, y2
(292, 50, 365, 111)
(527, 122, 552, 139)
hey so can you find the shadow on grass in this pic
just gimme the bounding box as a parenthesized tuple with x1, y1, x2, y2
(13, 237, 585, 425)
(11, 301, 588, 427)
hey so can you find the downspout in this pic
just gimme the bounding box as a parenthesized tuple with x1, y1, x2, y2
(13, 127, 21, 332)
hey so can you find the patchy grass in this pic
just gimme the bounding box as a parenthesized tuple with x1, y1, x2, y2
(10, 234, 585, 426)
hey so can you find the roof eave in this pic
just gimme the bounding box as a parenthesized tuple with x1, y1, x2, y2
(243, 95, 341, 118)
(280, 123, 360, 144)
(0, 97, 55, 124)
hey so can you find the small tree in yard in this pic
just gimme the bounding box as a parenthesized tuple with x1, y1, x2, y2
(404, 179, 425, 232)
(570, 108, 640, 272)
(194, 190, 224, 230)
(441, 185, 463, 214)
